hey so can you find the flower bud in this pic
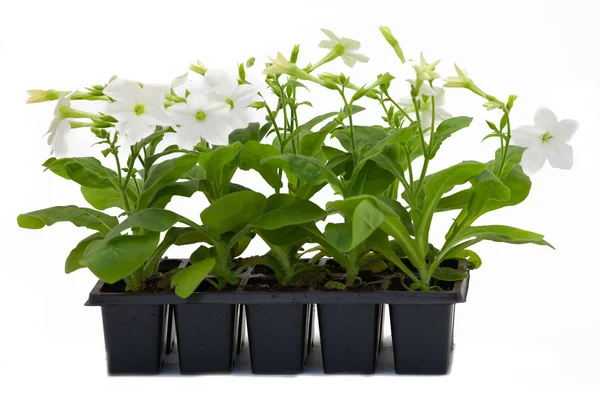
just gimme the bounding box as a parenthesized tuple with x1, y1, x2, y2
(290, 44, 300, 64)
(246, 57, 255, 68)
(26, 89, 60, 104)
(189, 60, 208, 75)
(379, 26, 406, 63)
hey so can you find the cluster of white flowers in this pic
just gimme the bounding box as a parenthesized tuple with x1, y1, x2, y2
(44, 69, 258, 156)
(105, 70, 257, 148)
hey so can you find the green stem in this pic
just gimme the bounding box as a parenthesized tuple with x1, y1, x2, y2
(339, 88, 358, 168)
(383, 92, 414, 123)
(498, 108, 512, 176)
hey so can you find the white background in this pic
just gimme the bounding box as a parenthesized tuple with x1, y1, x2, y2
(1, 0, 599, 398)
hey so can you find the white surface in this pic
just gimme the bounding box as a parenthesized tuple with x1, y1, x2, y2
(1, 0, 599, 398)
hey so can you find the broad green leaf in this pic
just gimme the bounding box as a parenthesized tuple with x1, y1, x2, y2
(324, 281, 347, 290)
(452, 249, 482, 269)
(238, 141, 282, 189)
(257, 225, 309, 246)
(197, 142, 241, 199)
(324, 222, 353, 252)
(328, 196, 418, 264)
(171, 258, 216, 298)
(252, 194, 326, 230)
(432, 267, 468, 281)
(322, 145, 345, 160)
(429, 116, 473, 157)
(348, 160, 395, 196)
(147, 180, 199, 208)
(436, 189, 473, 212)
(105, 209, 183, 240)
(228, 122, 270, 144)
(189, 246, 215, 264)
(44, 157, 119, 189)
(65, 233, 103, 274)
(81, 186, 127, 210)
(17, 206, 118, 235)
(82, 232, 160, 283)
(201, 190, 266, 235)
(295, 153, 352, 199)
(447, 169, 510, 238)
(262, 154, 344, 194)
(376, 196, 414, 235)
(232, 233, 254, 257)
(300, 130, 328, 157)
(347, 200, 385, 251)
(455, 225, 553, 248)
(415, 161, 487, 249)
(137, 153, 199, 208)
(495, 145, 525, 178)
(334, 125, 389, 152)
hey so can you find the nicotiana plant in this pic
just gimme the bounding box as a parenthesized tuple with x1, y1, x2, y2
(18, 26, 578, 296)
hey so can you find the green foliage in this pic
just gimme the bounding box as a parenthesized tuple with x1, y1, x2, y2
(17, 206, 118, 235)
(171, 258, 216, 298)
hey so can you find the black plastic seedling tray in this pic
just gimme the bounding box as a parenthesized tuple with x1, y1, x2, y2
(86, 258, 469, 375)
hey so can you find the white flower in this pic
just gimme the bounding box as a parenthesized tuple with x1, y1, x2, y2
(105, 79, 171, 143)
(512, 107, 578, 174)
(167, 91, 230, 148)
(204, 69, 258, 129)
(171, 72, 188, 88)
(319, 28, 369, 67)
(263, 53, 294, 75)
(400, 87, 450, 131)
(45, 92, 74, 157)
(420, 87, 451, 130)
(412, 52, 441, 82)
(444, 64, 472, 88)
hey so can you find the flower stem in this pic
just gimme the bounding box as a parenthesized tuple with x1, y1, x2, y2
(339, 88, 358, 168)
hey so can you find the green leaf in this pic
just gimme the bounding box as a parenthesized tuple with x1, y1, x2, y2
(262, 154, 344, 194)
(201, 190, 266, 235)
(147, 180, 199, 208)
(17, 206, 119, 235)
(347, 200, 385, 251)
(104, 209, 183, 240)
(197, 143, 241, 199)
(252, 194, 326, 230)
(65, 233, 103, 274)
(82, 232, 160, 283)
(257, 225, 309, 246)
(229, 122, 271, 144)
(447, 169, 511, 238)
(81, 186, 127, 210)
(171, 258, 216, 298)
(189, 246, 215, 264)
(347, 160, 395, 196)
(482, 133, 506, 142)
(455, 225, 553, 248)
(376, 196, 414, 235)
(137, 153, 199, 208)
(452, 249, 482, 270)
(324, 222, 353, 253)
(300, 131, 328, 157)
(238, 141, 282, 189)
(328, 196, 417, 264)
(432, 267, 468, 282)
(429, 116, 473, 158)
(44, 157, 119, 189)
(334, 125, 388, 152)
(416, 161, 487, 244)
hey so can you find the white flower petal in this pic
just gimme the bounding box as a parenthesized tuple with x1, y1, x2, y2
(171, 72, 188, 88)
(321, 28, 340, 42)
(534, 107, 558, 131)
(511, 125, 544, 147)
(105, 101, 134, 116)
(347, 52, 369, 63)
(319, 39, 337, 49)
(142, 107, 171, 125)
(103, 78, 127, 100)
(341, 55, 357, 68)
(341, 38, 360, 51)
(175, 125, 203, 149)
(419, 84, 436, 96)
(552, 119, 578, 142)
(520, 144, 547, 175)
(435, 106, 452, 121)
(546, 141, 573, 169)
